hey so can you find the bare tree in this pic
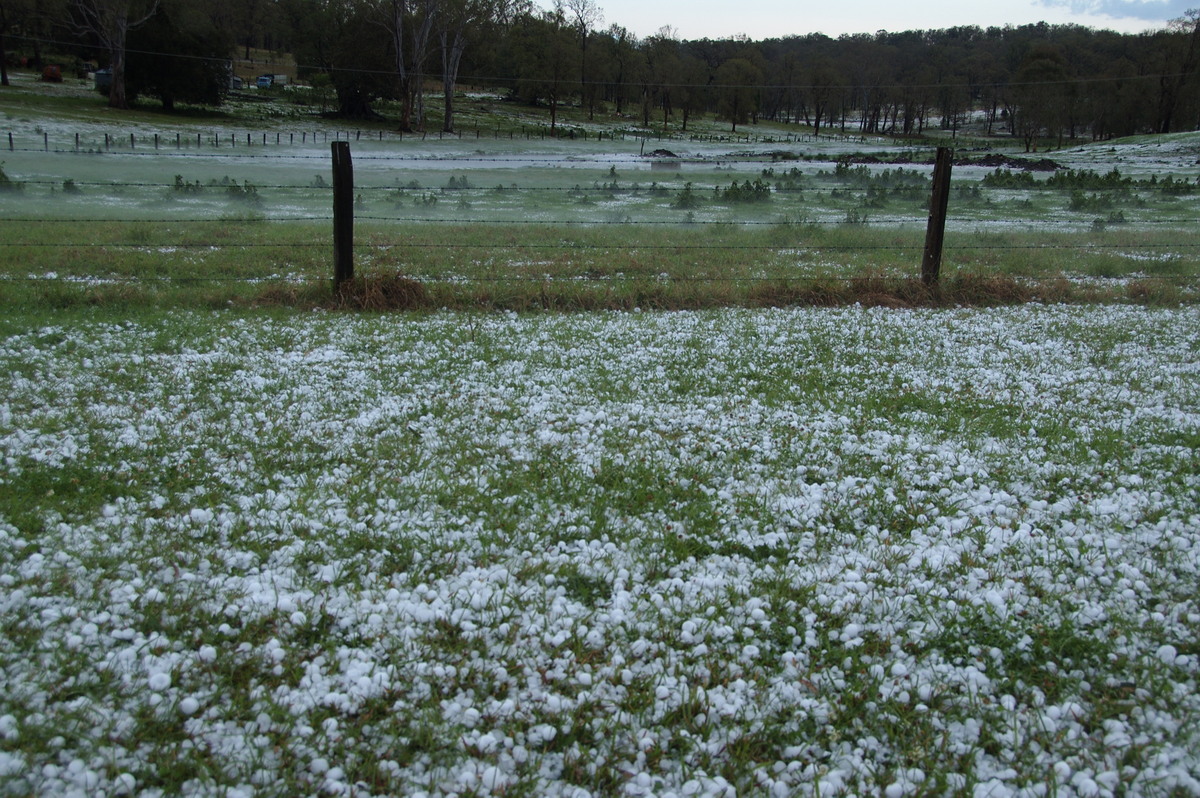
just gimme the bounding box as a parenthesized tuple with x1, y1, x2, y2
(439, 0, 522, 133)
(369, 0, 437, 130)
(562, 0, 600, 119)
(73, 0, 160, 108)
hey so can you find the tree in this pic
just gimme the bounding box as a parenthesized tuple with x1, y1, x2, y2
(644, 27, 681, 132)
(0, 0, 21, 86)
(1012, 44, 1070, 151)
(438, 0, 522, 133)
(0, 0, 22, 86)
(509, 7, 577, 134)
(364, 0, 437, 130)
(714, 57, 761, 132)
(675, 51, 707, 131)
(591, 23, 641, 116)
(73, 0, 161, 109)
(123, 0, 234, 110)
(562, 0, 600, 119)
(284, 0, 394, 119)
(805, 57, 843, 137)
(1155, 9, 1200, 133)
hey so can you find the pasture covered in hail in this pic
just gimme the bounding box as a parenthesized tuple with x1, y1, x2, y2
(1, 304, 1198, 797)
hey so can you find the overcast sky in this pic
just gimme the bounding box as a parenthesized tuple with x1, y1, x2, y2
(564, 0, 1192, 41)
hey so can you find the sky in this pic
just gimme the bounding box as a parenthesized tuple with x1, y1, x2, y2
(562, 0, 1193, 41)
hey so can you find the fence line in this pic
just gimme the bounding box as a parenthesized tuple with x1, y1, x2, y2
(4, 128, 877, 155)
(2, 141, 1198, 300)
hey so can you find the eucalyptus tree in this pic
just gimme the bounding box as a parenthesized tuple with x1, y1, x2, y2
(805, 57, 843, 136)
(437, 0, 525, 132)
(561, 0, 600, 119)
(364, 0, 437, 130)
(643, 26, 681, 131)
(1154, 8, 1200, 133)
(675, 51, 707, 131)
(0, 0, 27, 85)
(72, 0, 160, 108)
(508, 5, 578, 133)
(592, 22, 640, 115)
(1011, 44, 1070, 150)
(123, 0, 233, 109)
(283, 0, 393, 118)
(714, 56, 761, 132)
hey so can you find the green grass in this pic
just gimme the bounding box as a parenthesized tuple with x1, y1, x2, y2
(0, 217, 1196, 312)
(2, 72, 1200, 312)
(1, 306, 1198, 794)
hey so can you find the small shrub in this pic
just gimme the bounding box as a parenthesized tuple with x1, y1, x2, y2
(0, 162, 24, 192)
(226, 180, 262, 205)
(1069, 191, 1114, 212)
(981, 168, 1037, 189)
(720, 179, 772, 204)
(1127, 278, 1181, 306)
(672, 182, 702, 209)
(173, 175, 203, 193)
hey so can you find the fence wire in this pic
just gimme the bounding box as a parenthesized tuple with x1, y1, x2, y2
(1, 143, 1198, 294)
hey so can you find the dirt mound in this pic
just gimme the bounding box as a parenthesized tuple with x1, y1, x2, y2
(837, 152, 1061, 171)
(963, 153, 1060, 171)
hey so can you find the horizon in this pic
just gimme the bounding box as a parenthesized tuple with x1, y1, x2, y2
(545, 0, 1191, 41)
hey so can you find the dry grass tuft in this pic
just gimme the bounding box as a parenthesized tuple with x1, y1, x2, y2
(1126, 279, 1182, 306)
(942, 274, 1031, 305)
(332, 273, 429, 311)
(234, 270, 1191, 315)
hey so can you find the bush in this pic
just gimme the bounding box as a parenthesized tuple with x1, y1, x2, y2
(0, 162, 24, 192)
(720, 179, 772, 204)
(672, 182, 702, 209)
(981, 168, 1037, 189)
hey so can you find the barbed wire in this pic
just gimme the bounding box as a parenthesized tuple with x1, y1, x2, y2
(2, 211, 1198, 228)
(1, 146, 922, 161)
(2, 142, 1197, 291)
(3, 178, 1198, 198)
(1, 273, 1193, 285)
(1, 241, 1197, 253)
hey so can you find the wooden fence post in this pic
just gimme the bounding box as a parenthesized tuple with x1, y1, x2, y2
(922, 146, 953, 287)
(331, 141, 354, 290)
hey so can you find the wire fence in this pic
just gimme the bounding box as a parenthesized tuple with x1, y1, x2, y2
(6, 126, 876, 156)
(1, 139, 1198, 298)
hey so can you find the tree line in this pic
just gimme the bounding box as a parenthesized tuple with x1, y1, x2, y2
(3, 0, 1200, 148)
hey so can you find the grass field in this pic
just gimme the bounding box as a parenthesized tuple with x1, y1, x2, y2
(3, 71, 1200, 311)
(1, 305, 1198, 796)
(2, 73, 1200, 797)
